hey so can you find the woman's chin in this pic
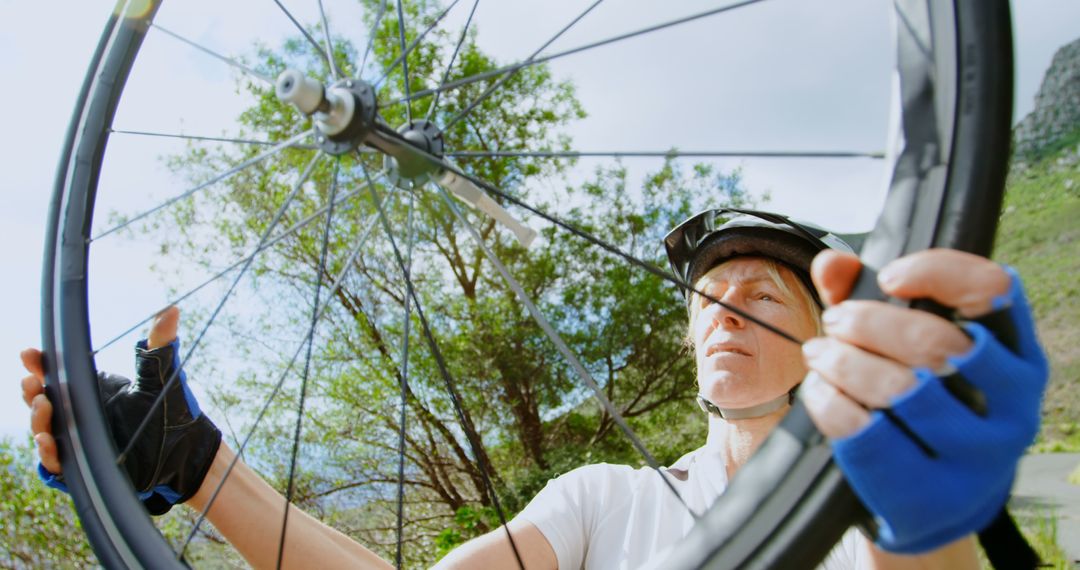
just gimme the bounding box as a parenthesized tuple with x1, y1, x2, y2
(699, 374, 758, 407)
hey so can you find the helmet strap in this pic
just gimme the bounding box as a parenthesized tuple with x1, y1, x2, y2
(697, 390, 794, 420)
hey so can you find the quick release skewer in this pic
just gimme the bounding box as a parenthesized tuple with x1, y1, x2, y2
(275, 69, 376, 155)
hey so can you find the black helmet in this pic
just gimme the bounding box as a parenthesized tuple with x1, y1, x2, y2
(663, 208, 853, 307)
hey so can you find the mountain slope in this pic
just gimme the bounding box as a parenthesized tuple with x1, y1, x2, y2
(995, 140, 1080, 449)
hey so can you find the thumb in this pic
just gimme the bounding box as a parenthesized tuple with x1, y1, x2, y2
(148, 306, 180, 350)
(35, 433, 62, 475)
(20, 348, 45, 380)
(810, 250, 863, 306)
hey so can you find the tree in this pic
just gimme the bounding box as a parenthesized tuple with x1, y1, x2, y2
(0, 437, 96, 569)
(142, 1, 758, 565)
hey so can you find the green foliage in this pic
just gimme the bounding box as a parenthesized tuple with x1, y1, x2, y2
(995, 141, 1080, 450)
(979, 507, 1072, 569)
(0, 437, 96, 569)
(121, 1, 760, 566)
(434, 505, 502, 558)
(0, 440, 247, 569)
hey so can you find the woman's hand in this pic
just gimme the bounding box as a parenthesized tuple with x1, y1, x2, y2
(801, 249, 1011, 436)
(20, 306, 182, 476)
(21, 348, 59, 474)
(801, 249, 1048, 554)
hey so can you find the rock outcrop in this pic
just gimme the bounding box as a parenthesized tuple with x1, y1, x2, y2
(1014, 38, 1080, 160)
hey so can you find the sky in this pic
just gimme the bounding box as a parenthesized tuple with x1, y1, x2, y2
(0, 0, 1077, 441)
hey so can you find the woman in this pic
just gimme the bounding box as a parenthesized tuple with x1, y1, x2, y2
(21, 208, 1040, 568)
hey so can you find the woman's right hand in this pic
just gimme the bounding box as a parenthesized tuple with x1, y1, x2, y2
(20, 306, 224, 516)
(20, 306, 182, 477)
(21, 347, 60, 474)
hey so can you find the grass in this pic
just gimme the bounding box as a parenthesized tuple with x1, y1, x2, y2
(1019, 509, 1071, 569)
(1031, 422, 1080, 454)
(979, 507, 1073, 569)
(995, 140, 1080, 451)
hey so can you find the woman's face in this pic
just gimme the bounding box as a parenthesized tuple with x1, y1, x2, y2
(691, 257, 818, 410)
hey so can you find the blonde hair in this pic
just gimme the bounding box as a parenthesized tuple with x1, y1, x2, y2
(684, 257, 822, 348)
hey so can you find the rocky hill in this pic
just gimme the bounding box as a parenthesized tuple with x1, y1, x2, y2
(1013, 38, 1080, 161)
(997, 37, 1080, 449)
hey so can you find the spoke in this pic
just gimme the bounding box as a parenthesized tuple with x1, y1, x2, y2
(151, 23, 275, 86)
(92, 129, 313, 241)
(362, 166, 526, 570)
(361, 0, 388, 74)
(434, 183, 698, 517)
(271, 0, 333, 71)
(394, 0, 413, 123)
(317, 0, 343, 80)
(447, 149, 886, 159)
(443, 0, 605, 131)
(178, 185, 399, 558)
(391, 0, 768, 108)
(401, 144, 805, 346)
(116, 154, 322, 467)
(94, 185, 365, 354)
(277, 162, 339, 570)
(393, 191, 416, 569)
(373, 0, 461, 87)
(110, 128, 319, 149)
(426, 0, 479, 121)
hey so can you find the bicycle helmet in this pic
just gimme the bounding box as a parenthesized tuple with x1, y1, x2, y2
(664, 208, 853, 308)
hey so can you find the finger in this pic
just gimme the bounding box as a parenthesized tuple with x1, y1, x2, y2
(30, 393, 54, 439)
(35, 432, 61, 475)
(800, 371, 872, 438)
(20, 348, 45, 379)
(811, 250, 863, 306)
(803, 337, 916, 409)
(822, 300, 972, 369)
(22, 374, 44, 407)
(148, 306, 180, 350)
(878, 249, 1010, 318)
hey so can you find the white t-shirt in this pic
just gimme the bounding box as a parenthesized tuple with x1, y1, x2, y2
(517, 444, 867, 569)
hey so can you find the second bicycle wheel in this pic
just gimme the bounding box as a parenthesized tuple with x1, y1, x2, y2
(41, 0, 1012, 567)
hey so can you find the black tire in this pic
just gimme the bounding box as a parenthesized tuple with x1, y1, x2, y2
(41, 2, 177, 567)
(41, 0, 1013, 568)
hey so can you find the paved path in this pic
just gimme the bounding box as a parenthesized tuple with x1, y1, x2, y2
(1013, 453, 1080, 566)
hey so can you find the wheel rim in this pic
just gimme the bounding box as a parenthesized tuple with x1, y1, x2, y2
(41, 0, 1012, 568)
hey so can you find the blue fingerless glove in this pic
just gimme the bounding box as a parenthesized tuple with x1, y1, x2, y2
(39, 338, 221, 515)
(38, 461, 68, 492)
(832, 267, 1047, 553)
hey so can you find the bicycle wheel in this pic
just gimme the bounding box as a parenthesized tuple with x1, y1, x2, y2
(40, 0, 1013, 568)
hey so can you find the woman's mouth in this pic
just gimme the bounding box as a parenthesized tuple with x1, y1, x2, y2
(705, 344, 752, 358)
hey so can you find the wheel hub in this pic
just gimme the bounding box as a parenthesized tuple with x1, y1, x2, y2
(384, 120, 445, 189)
(275, 69, 446, 178)
(274, 69, 536, 247)
(275, 69, 376, 156)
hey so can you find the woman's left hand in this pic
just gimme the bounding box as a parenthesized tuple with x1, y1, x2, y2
(800, 248, 1048, 554)
(801, 248, 1011, 436)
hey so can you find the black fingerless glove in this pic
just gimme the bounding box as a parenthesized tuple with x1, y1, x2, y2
(40, 337, 221, 515)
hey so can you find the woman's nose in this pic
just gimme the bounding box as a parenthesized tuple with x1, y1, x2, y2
(703, 289, 746, 330)
(715, 301, 746, 329)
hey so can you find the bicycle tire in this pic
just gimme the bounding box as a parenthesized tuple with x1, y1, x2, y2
(39, 0, 1013, 568)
